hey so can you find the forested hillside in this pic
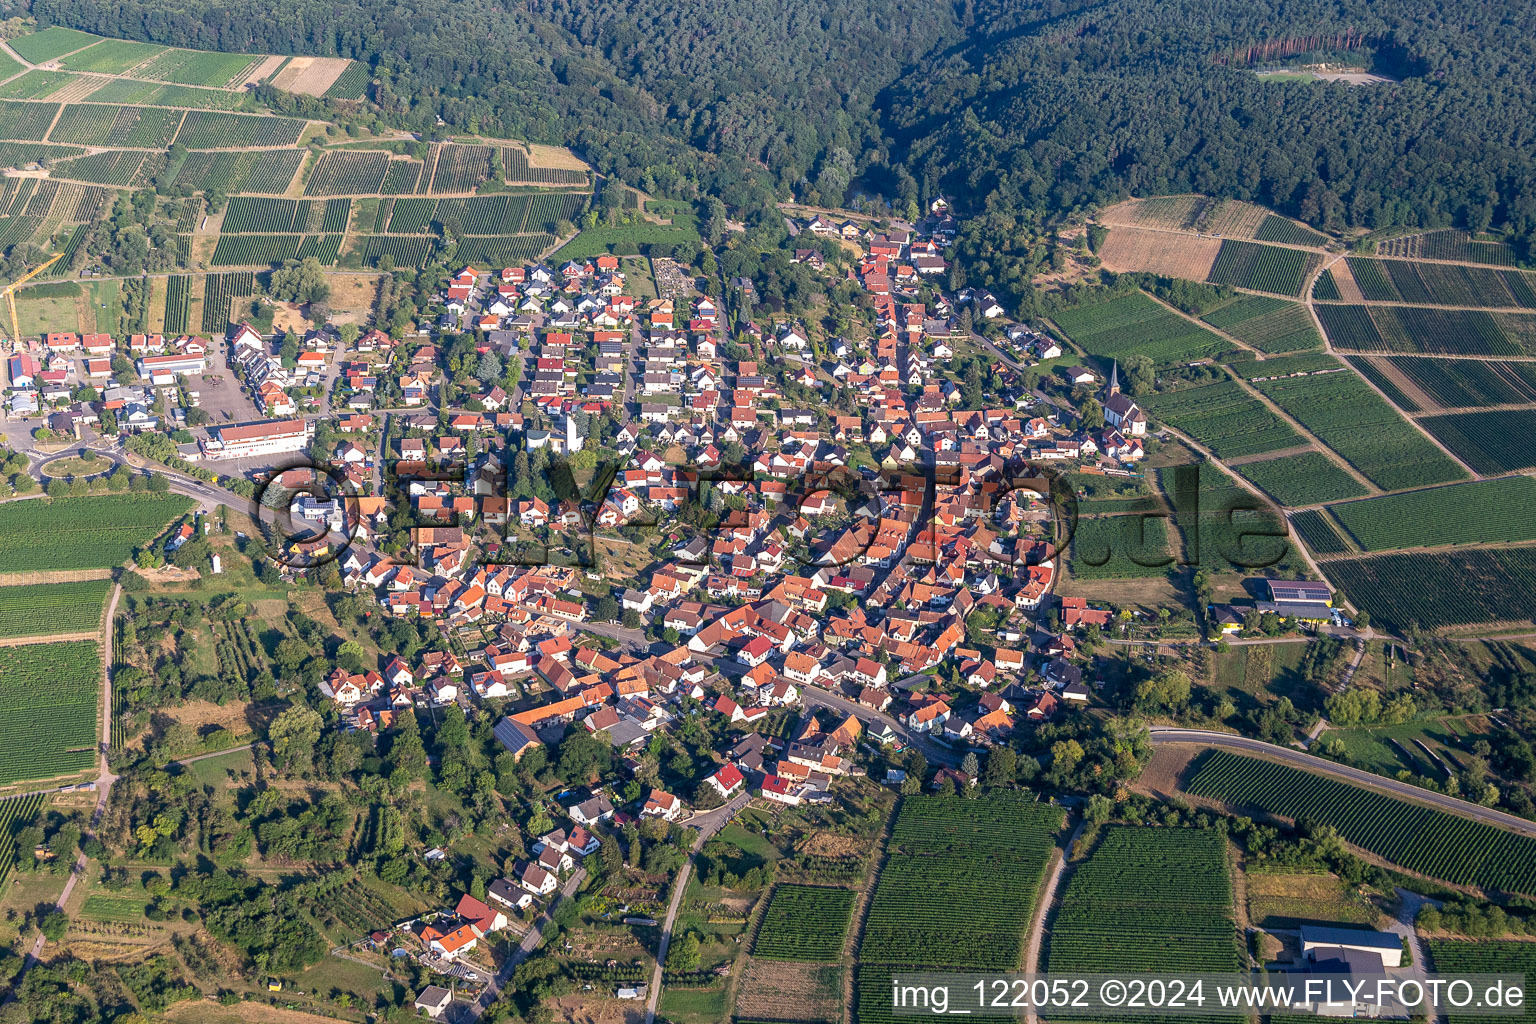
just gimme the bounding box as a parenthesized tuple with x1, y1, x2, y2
(24, 0, 1536, 298)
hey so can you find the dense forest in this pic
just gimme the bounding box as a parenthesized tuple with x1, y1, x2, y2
(26, 0, 1536, 299)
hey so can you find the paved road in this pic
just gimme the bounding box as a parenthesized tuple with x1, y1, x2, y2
(798, 682, 962, 767)
(642, 789, 752, 1024)
(1150, 726, 1536, 838)
(464, 866, 587, 1021)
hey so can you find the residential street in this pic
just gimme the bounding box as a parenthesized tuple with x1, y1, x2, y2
(642, 789, 752, 1024)
(463, 867, 588, 1022)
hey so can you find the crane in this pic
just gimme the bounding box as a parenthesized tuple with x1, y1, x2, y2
(0, 253, 64, 346)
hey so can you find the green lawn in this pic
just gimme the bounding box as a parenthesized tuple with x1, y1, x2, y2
(1325, 719, 1474, 778)
(658, 984, 731, 1023)
(555, 218, 701, 260)
(81, 892, 149, 922)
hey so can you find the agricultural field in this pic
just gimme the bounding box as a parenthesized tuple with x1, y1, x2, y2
(0, 70, 76, 99)
(1200, 295, 1322, 352)
(455, 234, 555, 266)
(162, 274, 191, 333)
(323, 61, 371, 100)
(0, 793, 44, 887)
(1428, 941, 1536, 1023)
(377, 192, 589, 235)
(173, 110, 306, 149)
(209, 233, 342, 266)
(1235, 452, 1366, 507)
(1372, 307, 1527, 356)
(1379, 356, 1536, 409)
(1254, 214, 1328, 246)
(552, 219, 703, 261)
(428, 143, 497, 193)
(1046, 828, 1241, 983)
(1249, 369, 1466, 491)
(360, 235, 434, 268)
(1069, 515, 1174, 579)
(0, 493, 192, 572)
(7, 27, 99, 63)
(1158, 462, 1292, 575)
(1095, 226, 1222, 279)
(51, 150, 151, 187)
(1288, 509, 1350, 555)
(502, 144, 588, 185)
(0, 579, 111, 640)
(0, 641, 100, 785)
(84, 77, 251, 109)
(1098, 195, 1204, 229)
(1345, 356, 1423, 412)
(1375, 229, 1518, 265)
(1140, 378, 1302, 459)
(1327, 476, 1536, 551)
(0, 100, 63, 141)
(1049, 291, 1230, 364)
(1343, 256, 1536, 308)
(57, 38, 166, 73)
(128, 48, 260, 88)
(1322, 547, 1536, 633)
(1419, 410, 1536, 474)
(1311, 268, 1342, 301)
(201, 271, 254, 332)
(304, 150, 390, 195)
(379, 159, 423, 194)
(751, 884, 854, 961)
(166, 149, 303, 195)
(1186, 751, 1536, 894)
(1206, 239, 1319, 296)
(858, 794, 1062, 970)
(220, 196, 346, 233)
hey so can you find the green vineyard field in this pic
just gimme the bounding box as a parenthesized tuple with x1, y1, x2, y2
(1236, 452, 1367, 507)
(0, 793, 46, 888)
(1250, 370, 1466, 491)
(0, 493, 193, 572)
(0, 641, 101, 785)
(1050, 291, 1230, 365)
(1419, 411, 1536, 474)
(0, 579, 111, 639)
(1327, 476, 1536, 551)
(1047, 827, 1241, 978)
(1141, 378, 1302, 459)
(1207, 240, 1318, 296)
(1187, 751, 1536, 894)
(752, 884, 855, 962)
(1322, 547, 1536, 632)
(1200, 295, 1322, 353)
(1288, 509, 1350, 554)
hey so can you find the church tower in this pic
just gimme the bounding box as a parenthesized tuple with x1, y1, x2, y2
(1108, 360, 1120, 396)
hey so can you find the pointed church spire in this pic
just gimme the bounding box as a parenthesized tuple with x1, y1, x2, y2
(1109, 360, 1120, 394)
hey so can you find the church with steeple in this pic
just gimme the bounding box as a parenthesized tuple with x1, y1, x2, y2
(1102, 361, 1147, 435)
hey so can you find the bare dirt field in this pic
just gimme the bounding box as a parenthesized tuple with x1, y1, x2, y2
(0, 567, 112, 586)
(1098, 226, 1222, 279)
(549, 993, 645, 1024)
(1325, 258, 1366, 302)
(1099, 196, 1203, 230)
(268, 56, 351, 97)
(1204, 199, 1269, 239)
(1132, 743, 1202, 802)
(734, 959, 843, 1023)
(525, 143, 590, 171)
(325, 272, 382, 322)
(165, 1001, 355, 1024)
